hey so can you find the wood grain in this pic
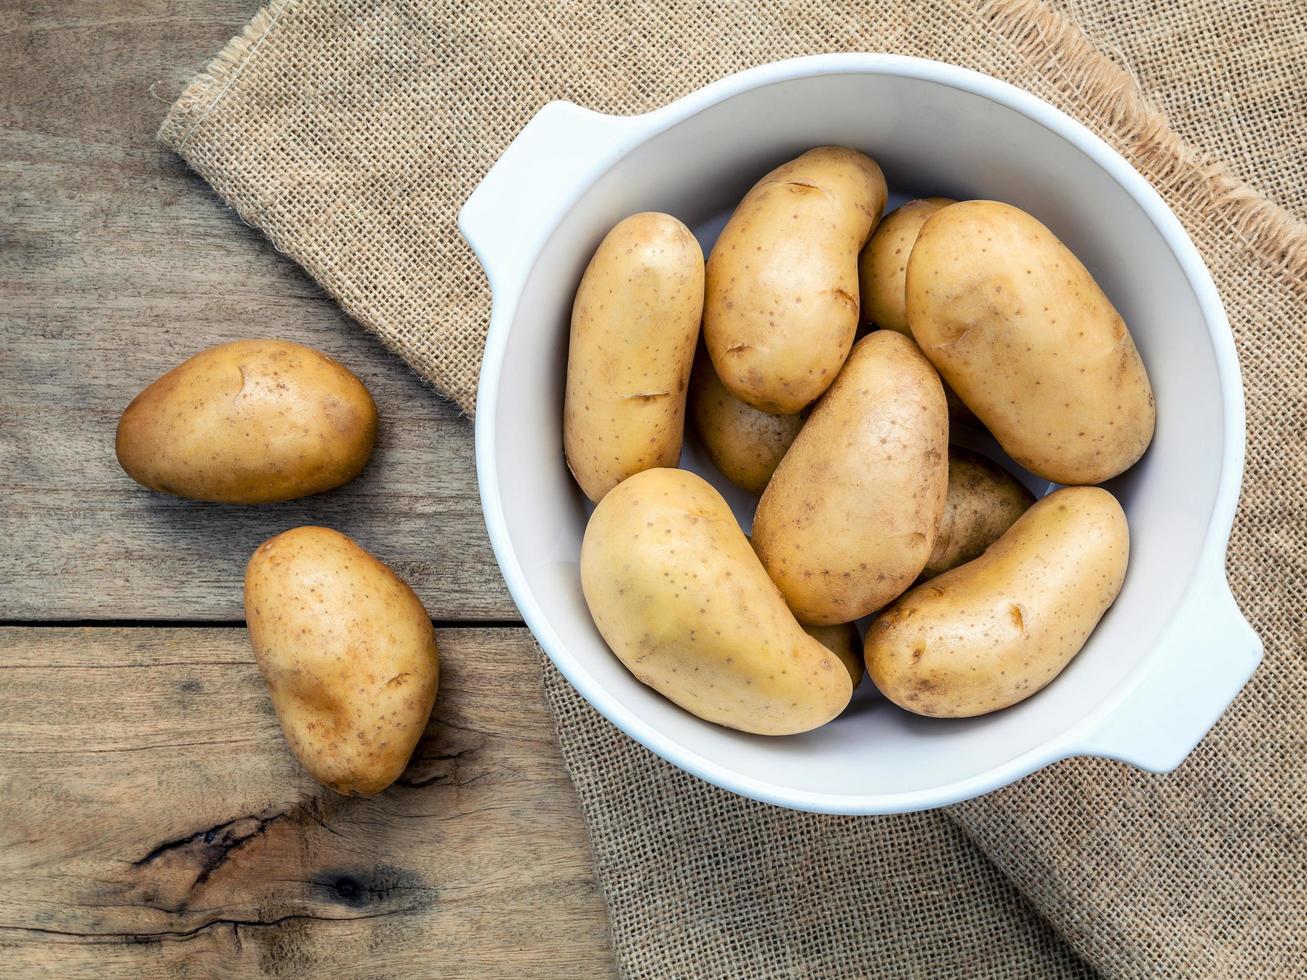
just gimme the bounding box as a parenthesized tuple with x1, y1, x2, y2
(0, 0, 515, 621)
(0, 6, 612, 975)
(0, 627, 613, 977)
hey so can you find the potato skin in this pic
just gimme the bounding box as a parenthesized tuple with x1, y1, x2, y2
(580, 468, 851, 735)
(906, 201, 1155, 484)
(704, 147, 887, 415)
(803, 622, 863, 688)
(753, 330, 948, 625)
(922, 448, 1035, 579)
(564, 212, 705, 502)
(116, 339, 377, 504)
(245, 527, 439, 796)
(689, 351, 804, 494)
(865, 486, 1128, 718)
(858, 197, 955, 334)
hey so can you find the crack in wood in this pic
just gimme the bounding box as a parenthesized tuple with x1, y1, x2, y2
(0, 661, 253, 670)
(0, 908, 410, 946)
(300, 797, 346, 840)
(395, 769, 492, 790)
(396, 747, 480, 789)
(7, 737, 265, 755)
(131, 809, 288, 896)
(395, 772, 450, 789)
(124, 802, 436, 924)
(409, 748, 475, 765)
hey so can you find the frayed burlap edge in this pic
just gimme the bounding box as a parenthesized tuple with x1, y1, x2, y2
(157, 0, 484, 416)
(158, 0, 297, 153)
(978, 0, 1307, 287)
(161, 0, 1307, 316)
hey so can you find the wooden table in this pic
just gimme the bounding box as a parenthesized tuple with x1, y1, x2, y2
(0, 3, 614, 974)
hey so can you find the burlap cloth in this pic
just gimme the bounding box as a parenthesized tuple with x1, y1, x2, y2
(159, 2, 1307, 976)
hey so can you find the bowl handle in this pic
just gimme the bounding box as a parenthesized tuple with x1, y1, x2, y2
(1076, 567, 1261, 772)
(458, 101, 636, 297)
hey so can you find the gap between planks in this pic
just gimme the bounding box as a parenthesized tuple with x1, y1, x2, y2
(0, 618, 527, 629)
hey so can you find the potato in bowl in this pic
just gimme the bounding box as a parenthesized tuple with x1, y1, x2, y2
(466, 57, 1257, 814)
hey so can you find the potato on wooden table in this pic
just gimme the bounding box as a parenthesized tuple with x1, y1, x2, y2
(115, 339, 377, 503)
(581, 468, 851, 735)
(752, 330, 948, 625)
(688, 350, 804, 494)
(245, 526, 440, 795)
(704, 146, 887, 414)
(907, 200, 1155, 484)
(922, 447, 1035, 580)
(564, 212, 704, 502)
(865, 486, 1128, 718)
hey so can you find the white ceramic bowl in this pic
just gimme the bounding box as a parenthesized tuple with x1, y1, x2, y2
(461, 54, 1262, 814)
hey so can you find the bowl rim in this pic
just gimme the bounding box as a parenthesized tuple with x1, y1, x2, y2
(471, 52, 1247, 814)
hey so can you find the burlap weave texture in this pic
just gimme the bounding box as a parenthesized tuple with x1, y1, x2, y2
(160, 2, 1306, 976)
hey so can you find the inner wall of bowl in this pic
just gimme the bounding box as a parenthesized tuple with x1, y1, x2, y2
(493, 72, 1225, 799)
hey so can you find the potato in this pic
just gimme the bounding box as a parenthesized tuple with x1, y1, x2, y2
(116, 339, 377, 504)
(752, 330, 947, 625)
(580, 468, 851, 735)
(922, 447, 1035, 579)
(688, 350, 804, 493)
(564, 212, 704, 502)
(245, 527, 439, 795)
(751, 524, 863, 689)
(704, 146, 887, 414)
(906, 201, 1155, 484)
(803, 622, 863, 688)
(856, 197, 973, 421)
(865, 486, 1128, 718)
(858, 197, 955, 334)
(747, 540, 870, 690)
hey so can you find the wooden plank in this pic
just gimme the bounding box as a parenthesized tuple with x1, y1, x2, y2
(0, 626, 614, 977)
(0, 1, 515, 621)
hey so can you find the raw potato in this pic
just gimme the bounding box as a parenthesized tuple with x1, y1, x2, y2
(750, 535, 862, 689)
(858, 197, 955, 333)
(857, 197, 973, 420)
(753, 331, 948, 625)
(906, 200, 1155, 484)
(116, 339, 377, 504)
(245, 527, 439, 795)
(803, 622, 863, 688)
(564, 212, 705, 502)
(865, 486, 1128, 718)
(922, 447, 1035, 579)
(580, 468, 851, 735)
(689, 351, 804, 494)
(704, 147, 887, 414)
